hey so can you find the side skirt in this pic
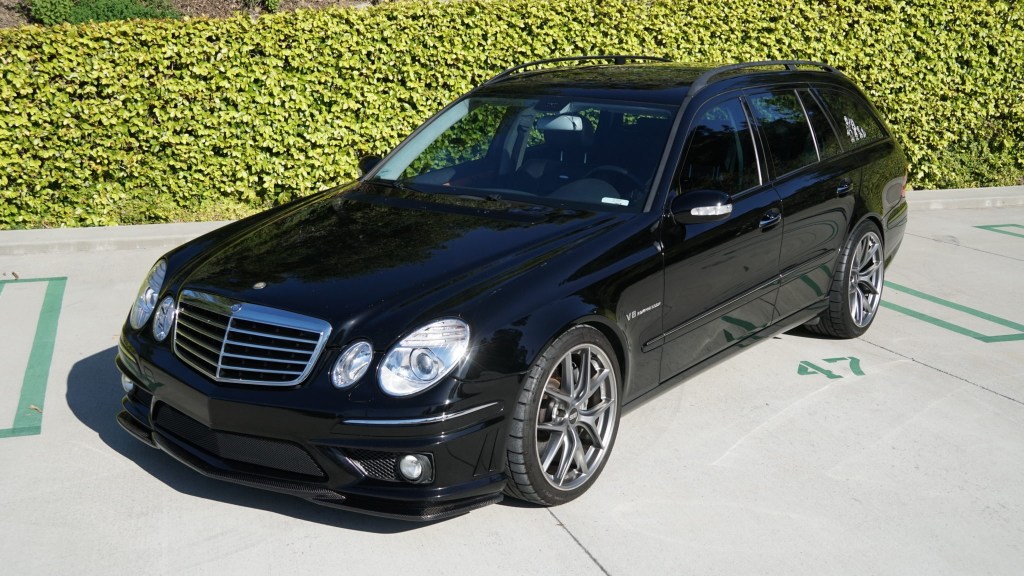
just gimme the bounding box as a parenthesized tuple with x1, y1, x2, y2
(621, 300, 827, 414)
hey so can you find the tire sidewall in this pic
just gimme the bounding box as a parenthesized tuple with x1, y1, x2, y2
(839, 220, 884, 337)
(510, 325, 622, 506)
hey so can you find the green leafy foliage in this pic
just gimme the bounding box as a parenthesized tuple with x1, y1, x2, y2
(26, 0, 72, 25)
(1, 0, 1022, 228)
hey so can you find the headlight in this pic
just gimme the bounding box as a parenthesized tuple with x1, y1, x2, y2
(379, 319, 470, 396)
(129, 260, 167, 330)
(152, 296, 176, 342)
(332, 340, 373, 388)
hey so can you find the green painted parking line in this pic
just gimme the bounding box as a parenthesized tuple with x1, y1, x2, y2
(0, 277, 67, 438)
(974, 224, 1024, 239)
(881, 281, 1024, 343)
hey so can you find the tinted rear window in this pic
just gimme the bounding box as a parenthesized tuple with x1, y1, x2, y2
(817, 88, 886, 149)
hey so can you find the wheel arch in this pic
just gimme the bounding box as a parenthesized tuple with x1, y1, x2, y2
(578, 316, 629, 392)
(516, 304, 630, 394)
(850, 211, 885, 246)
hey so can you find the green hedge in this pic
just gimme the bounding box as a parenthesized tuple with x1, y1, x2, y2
(1, 0, 1022, 228)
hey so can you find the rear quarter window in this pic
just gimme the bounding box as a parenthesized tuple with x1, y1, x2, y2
(817, 88, 886, 149)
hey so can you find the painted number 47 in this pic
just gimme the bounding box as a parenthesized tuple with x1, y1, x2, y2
(797, 356, 865, 379)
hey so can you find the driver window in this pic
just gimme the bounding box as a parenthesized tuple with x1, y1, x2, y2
(680, 98, 760, 195)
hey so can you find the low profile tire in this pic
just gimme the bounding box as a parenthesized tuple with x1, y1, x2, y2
(807, 220, 885, 338)
(505, 325, 621, 506)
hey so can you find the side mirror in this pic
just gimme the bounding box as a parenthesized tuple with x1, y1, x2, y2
(358, 155, 382, 177)
(671, 190, 733, 224)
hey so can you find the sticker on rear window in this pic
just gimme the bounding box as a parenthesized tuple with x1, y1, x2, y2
(602, 197, 629, 206)
(844, 115, 868, 143)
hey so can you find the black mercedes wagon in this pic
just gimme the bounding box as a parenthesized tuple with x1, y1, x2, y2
(116, 57, 908, 520)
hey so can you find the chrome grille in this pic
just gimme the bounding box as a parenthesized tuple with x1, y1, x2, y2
(173, 290, 331, 386)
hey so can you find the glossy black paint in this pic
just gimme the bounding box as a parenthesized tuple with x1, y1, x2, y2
(116, 61, 908, 520)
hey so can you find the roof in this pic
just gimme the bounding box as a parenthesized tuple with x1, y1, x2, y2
(472, 57, 851, 105)
(472, 63, 705, 104)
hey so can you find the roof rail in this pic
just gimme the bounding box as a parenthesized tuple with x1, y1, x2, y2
(484, 55, 672, 86)
(687, 60, 841, 98)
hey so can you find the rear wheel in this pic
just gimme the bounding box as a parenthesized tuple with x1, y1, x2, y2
(504, 326, 620, 505)
(807, 220, 885, 338)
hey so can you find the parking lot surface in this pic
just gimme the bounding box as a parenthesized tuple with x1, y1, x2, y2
(1, 191, 1023, 575)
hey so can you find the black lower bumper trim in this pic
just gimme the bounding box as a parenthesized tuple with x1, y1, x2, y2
(154, 431, 339, 499)
(115, 418, 503, 521)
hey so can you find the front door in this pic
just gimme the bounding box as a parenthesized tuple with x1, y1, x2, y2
(657, 95, 783, 383)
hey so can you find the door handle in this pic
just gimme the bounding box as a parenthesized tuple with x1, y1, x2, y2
(759, 208, 782, 230)
(837, 179, 854, 197)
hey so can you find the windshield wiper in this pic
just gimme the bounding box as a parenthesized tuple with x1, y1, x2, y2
(452, 192, 504, 202)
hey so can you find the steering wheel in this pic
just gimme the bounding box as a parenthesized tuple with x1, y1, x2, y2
(584, 165, 646, 198)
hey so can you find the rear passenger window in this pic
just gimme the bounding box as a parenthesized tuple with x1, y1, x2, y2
(799, 90, 843, 159)
(748, 90, 818, 176)
(680, 98, 759, 194)
(817, 89, 885, 149)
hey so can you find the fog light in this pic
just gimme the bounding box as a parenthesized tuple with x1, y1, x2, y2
(121, 373, 135, 394)
(398, 454, 432, 483)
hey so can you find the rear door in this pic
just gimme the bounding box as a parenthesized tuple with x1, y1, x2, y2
(746, 88, 859, 321)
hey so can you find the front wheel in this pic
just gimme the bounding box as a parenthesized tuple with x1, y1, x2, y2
(808, 220, 885, 338)
(504, 325, 621, 505)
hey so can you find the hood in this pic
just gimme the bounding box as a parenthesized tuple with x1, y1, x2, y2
(178, 183, 617, 341)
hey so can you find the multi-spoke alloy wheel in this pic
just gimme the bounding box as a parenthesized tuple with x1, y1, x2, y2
(807, 221, 885, 338)
(848, 230, 884, 327)
(534, 343, 617, 490)
(505, 326, 620, 505)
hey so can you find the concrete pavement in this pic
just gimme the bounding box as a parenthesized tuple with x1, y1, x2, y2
(1, 187, 1022, 575)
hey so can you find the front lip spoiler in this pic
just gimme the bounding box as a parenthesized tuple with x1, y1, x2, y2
(343, 402, 500, 426)
(117, 410, 157, 448)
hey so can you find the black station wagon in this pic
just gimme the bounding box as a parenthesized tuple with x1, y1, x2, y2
(117, 57, 908, 520)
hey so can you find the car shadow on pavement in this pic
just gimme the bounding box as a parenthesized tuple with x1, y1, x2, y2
(66, 347, 429, 534)
(785, 325, 841, 340)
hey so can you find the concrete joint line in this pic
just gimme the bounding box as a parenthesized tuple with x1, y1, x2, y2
(547, 508, 613, 576)
(861, 339, 1024, 407)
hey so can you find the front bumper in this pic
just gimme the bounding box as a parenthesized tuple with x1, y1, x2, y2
(115, 334, 517, 521)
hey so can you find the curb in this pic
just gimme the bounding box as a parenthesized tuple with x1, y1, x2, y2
(907, 185, 1024, 210)
(0, 221, 231, 256)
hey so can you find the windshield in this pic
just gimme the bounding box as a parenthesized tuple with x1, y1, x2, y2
(370, 96, 677, 212)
